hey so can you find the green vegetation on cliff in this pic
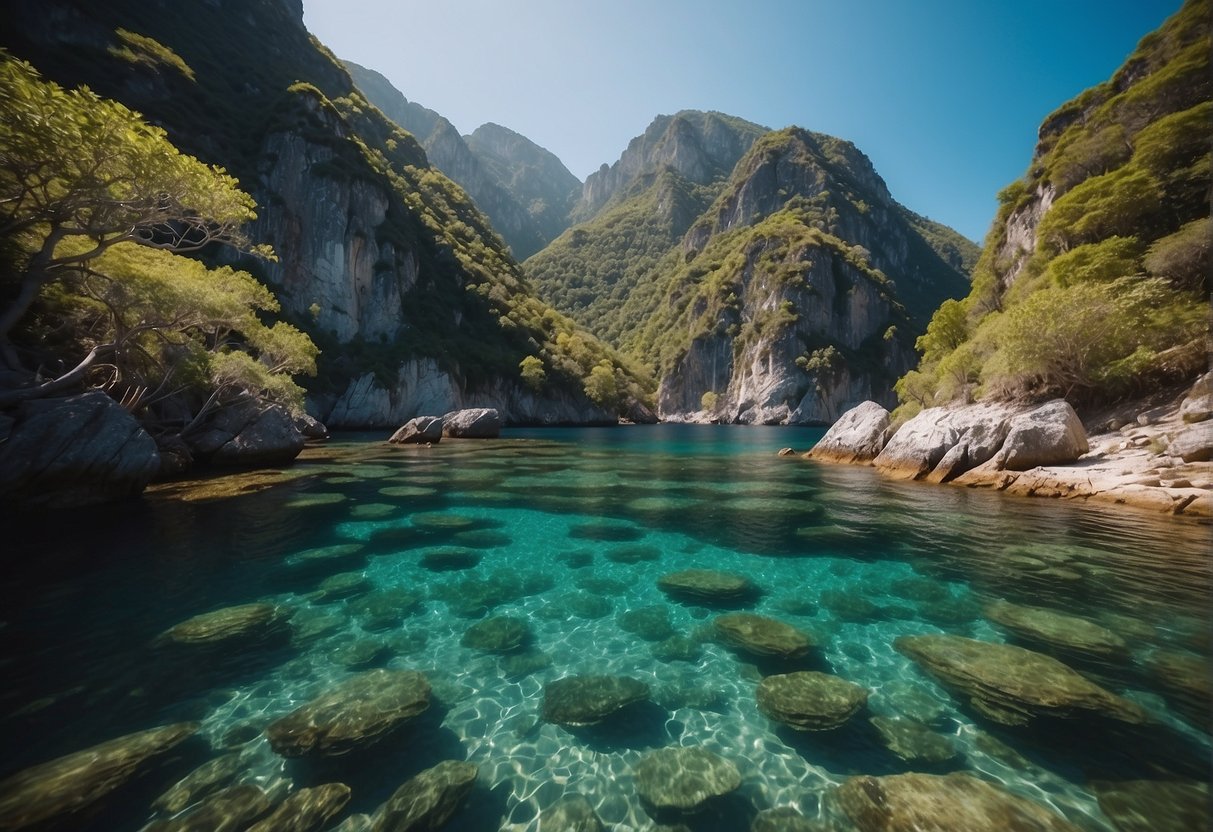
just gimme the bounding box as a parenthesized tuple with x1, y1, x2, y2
(897, 0, 1210, 414)
(3, 0, 651, 416)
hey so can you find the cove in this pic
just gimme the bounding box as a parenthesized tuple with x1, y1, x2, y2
(1, 425, 1209, 831)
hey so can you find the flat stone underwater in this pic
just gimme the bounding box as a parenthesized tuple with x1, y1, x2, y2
(1, 425, 1209, 831)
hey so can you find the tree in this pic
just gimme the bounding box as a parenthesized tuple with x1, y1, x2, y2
(519, 355, 546, 390)
(0, 53, 265, 368)
(583, 361, 619, 410)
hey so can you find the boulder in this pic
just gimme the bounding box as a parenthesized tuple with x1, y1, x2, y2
(441, 408, 502, 438)
(388, 416, 443, 445)
(153, 752, 245, 814)
(756, 671, 868, 731)
(158, 603, 288, 649)
(713, 613, 815, 660)
(247, 783, 351, 832)
(993, 400, 1088, 470)
(461, 616, 531, 654)
(1090, 779, 1209, 832)
(374, 761, 477, 832)
(832, 773, 1081, 832)
(294, 413, 330, 440)
(984, 600, 1129, 660)
(874, 403, 1012, 481)
(265, 669, 431, 757)
(868, 716, 957, 763)
(657, 569, 759, 606)
(804, 401, 891, 464)
(143, 784, 272, 832)
(633, 747, 741, 812)
(1166, 424, 1213, 463)
(0, 391, 160, 508)
(188, 399, 305, 466)
(894, 634, 1147, 727)
(618, 606, 676, 642)
(0, 722, 198, 831)
(751, 807, 821, 832)
(541, 675, 651, 728)
(1179, 371, 1213, 423)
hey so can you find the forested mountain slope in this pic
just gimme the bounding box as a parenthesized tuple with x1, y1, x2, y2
(895, 0, 1211, 418)
(1, 0, 651, 427)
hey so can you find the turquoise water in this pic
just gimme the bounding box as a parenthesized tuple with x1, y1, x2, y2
(2, 425, 1210, 830)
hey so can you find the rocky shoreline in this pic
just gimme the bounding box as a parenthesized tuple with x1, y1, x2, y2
(804, 374, 1213, 519)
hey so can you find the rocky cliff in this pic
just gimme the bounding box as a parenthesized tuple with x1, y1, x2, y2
(344, 61, 574, 260)
(895, 0, 1210, 413)
(4, 0, 648, 428)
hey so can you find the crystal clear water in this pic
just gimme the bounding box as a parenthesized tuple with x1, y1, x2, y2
(2, 425, 1210, 830)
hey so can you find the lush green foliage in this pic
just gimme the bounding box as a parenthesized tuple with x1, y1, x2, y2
(897, 0, 1210, 414)
(0, 54, 315, 417)
(108, 28, 195, 80)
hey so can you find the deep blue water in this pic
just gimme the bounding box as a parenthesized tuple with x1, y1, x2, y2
(1, 426, 1209, 830)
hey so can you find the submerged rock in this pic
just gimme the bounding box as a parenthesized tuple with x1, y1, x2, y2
(713, 613, 814, 660)
(542, 675, 651, 727)
(144, 784, 272, 832)
(388, 416, 443, 444)
(315, 572, 371, 601)
(831, 772, 1081, 832)
(539, 795, 603, 832)
(894, 634, 1147, 727)
(461, 616, 531, 653)
(634, 747, 741, 811)
(657, 569, 758, 605)
(159, 603, 288, 648)
(751, 806, 823, 832)
(152, 751, 245, 814)
(1090, 779, 1209, 832)
(265, 669, 430, 757)
(0, 722, 198, 831)
(419, 547, 482, 572)
(347, 588, 425, 632)
(374, 760, 478, 832)
(868, 716, 957, 763)
(442, 408, 501, 438)
(618, 606, 677, 642)
(984, 600, 1129, 659)
(756, 671, 868, 731)
(804, 401, 891, 464)
(247, 782, 351, 832)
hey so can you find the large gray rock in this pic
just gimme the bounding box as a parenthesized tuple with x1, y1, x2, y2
(874, 403, 1012, 480)
(1166, 424, 1212, 463)
(389, 416, 443, 444)
(992, 400, 1088, 471)
(0, 722, 198, 830)
(542, 676, 651, 727)
(756, 671, 869, 731)
(0, 391, 160, 508)
(189, 399, 305, 466)
(1179, 371, 1212, 423)
(442, 407, 502, 438)
(805, 401, 891, 464)
(633, 747, 741, 812)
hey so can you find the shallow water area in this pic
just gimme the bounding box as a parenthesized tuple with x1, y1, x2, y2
(2, 425, 1210, 831)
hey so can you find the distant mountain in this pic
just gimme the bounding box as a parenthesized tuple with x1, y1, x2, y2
(893, 0, 1210, 415)
(344, 61, 578, 259)
(465, 123, 581, 250)
(527, 112, 977, 423)
(525, 111, 768, 347)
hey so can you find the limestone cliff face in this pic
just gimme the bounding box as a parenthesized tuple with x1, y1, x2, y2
(576, 111, 767, 220)
(251, 108, 416, 343)
(657, 238, 910, 424)
(649, 128, 973, 424)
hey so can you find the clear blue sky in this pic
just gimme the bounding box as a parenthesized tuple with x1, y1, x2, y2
(303, 0, 1182, 243)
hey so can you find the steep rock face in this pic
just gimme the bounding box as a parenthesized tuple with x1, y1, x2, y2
(345, 61, 551, 259)
(252, 109, 416, 342)
(466, 122, 581, 246)
(576, 111, 767, 220)
(645, 128, 974, 424)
